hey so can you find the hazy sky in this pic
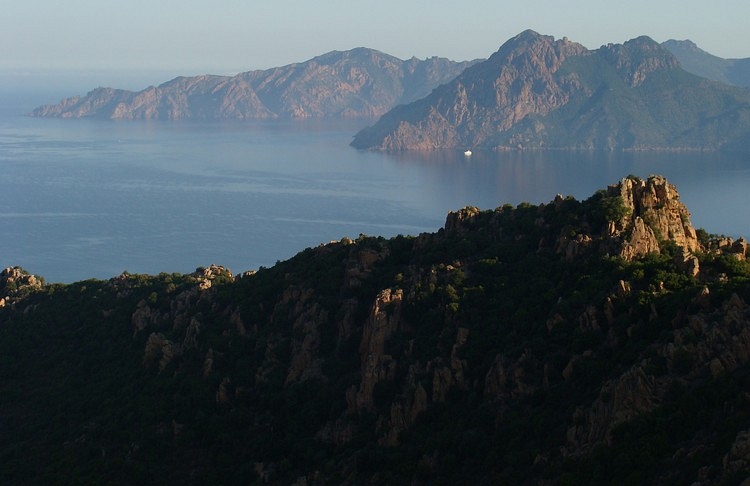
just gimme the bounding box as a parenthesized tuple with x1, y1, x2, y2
(2, 0, 749, 91)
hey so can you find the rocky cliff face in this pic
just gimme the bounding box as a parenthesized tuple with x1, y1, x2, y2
(352, 30, 750, 150)
(553, 175, 701, 262)
(31, 49, 477, 120)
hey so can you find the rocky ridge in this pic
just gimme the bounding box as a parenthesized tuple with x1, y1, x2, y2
(31, 49, 477, 120)
(2, 175, 750, 484)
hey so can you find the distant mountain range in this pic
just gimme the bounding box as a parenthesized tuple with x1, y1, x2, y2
(30, 49, 478, 120)
(662, 39, 750, 88)
(31, 31, 750, 152)
(352, 30, 750, 151)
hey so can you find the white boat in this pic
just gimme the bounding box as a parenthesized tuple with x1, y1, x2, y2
(464, 149, 472, 156)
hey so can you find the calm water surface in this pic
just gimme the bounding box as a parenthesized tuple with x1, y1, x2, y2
(1, 93, 749, 282)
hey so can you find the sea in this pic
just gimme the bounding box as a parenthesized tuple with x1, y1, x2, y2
(2, 90, 750, 283)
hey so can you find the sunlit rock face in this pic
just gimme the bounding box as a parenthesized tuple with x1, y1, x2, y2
(608, 175, 700, 260)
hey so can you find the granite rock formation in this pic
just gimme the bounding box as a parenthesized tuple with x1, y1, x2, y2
(0, 266, 43, 309)
(553, 175, 701, 261)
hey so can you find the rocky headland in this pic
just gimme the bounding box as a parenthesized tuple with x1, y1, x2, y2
(30, 49, 478, 120)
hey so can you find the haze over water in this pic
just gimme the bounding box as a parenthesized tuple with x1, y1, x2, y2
(1, 92, 749, 283)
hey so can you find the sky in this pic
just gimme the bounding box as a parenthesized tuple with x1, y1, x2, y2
(2, 0, 749, 92)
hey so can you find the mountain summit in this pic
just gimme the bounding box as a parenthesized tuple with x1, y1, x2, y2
(351, 30, 750, 151)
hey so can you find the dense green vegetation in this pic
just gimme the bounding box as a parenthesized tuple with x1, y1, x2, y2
(1, 178, 749, 484)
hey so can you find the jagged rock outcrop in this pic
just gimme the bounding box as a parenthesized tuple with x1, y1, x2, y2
(31, 49, 478, 120)
(608, 174, 700, 258)
(430, 327, 470, 403)
(352, 30, 750, 150)
(566, 365, 670, 453)
(708, 236, 748, 261)
(446, 176, 699, 264)
(0, 266, 42, 309)
(193, 264, 234, 290)
(553, 175, 701, 263)
(443, 206, 482, 234)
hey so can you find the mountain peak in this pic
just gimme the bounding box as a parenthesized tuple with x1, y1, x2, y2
(311, 47, 396, 65)
(663, 39, 700, 52)
(351, 31, 592, 150)
(624, 35, 660, 46)
(352, 31, 750, 150)
(493, 29, 584, 57)
(598, 35, 679, 86)
(510, 28, 548, 43)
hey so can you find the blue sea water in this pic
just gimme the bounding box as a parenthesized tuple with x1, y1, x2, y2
(1, 91, 749, 283)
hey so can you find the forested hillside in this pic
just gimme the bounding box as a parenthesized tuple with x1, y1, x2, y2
(2, 175, 750, 484)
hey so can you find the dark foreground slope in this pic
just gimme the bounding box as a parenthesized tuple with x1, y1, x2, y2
(2, 175, 750, 484)
(30, 49, 478, 120)
(352, 30, 750, 151)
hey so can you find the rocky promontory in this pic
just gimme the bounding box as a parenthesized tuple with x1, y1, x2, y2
(31, 49, 478, 120)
